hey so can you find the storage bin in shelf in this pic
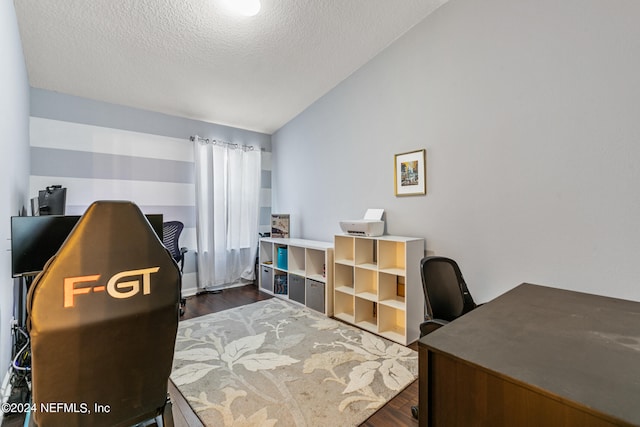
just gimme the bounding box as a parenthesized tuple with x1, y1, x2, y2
(354, 267, 377, 301)
(260, 266, 273, 293)
(289, 274, 305, 305)
(334, 235, 354, 265)
(306, 248, 327, 282)
(378, 272, 405, 310)
(276, 245, 289, 270)
(306, 279, 325, 313)
(274, 273, 288, 296)
(355, 297, 377, 334)
(354, 238, 377, 270)
(378, 304, 405, 343)
(288, 245, 305, 276)
(334, 291, 354, 323)
(378, 239, 406, 274)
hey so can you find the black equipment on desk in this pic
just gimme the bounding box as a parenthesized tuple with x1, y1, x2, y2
(37, 185, 66, 215)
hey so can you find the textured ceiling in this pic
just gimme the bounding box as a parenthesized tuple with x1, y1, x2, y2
(15, 0, 447, 134)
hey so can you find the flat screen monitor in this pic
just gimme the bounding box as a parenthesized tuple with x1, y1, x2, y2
(10, 214, 163, 277)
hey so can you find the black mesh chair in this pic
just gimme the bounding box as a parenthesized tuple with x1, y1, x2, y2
(163, 221, 187, 315)
(411, 256, 478, 419)
(419, 256, 477, 335)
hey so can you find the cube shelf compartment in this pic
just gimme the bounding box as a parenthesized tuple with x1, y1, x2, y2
(355, 297, 378, 334)
(355, 238, 377, 270)
(355, 267, 377, 301)
(333, 234, 424, 345)
(306, 248, 327, 282)
(378, 240, 406, 275)
(334, 263, 354, 294)
(378, 304, 406, 344)
(287, 245, 306, 276)
(334, 291, 354, 324)
(379, 272, 405, 310)
(334, 235, 354, 265)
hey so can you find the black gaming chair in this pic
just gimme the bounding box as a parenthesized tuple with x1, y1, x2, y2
(411, 256, 478, 419)
(162, 221, 187, 315)
(26, 201, 180, 427)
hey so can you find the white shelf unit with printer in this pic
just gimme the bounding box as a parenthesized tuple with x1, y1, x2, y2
(333, 234, 424, 345)
(259, 237, 334, 316)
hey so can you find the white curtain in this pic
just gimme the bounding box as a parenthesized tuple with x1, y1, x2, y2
(194, 137, 261, 289)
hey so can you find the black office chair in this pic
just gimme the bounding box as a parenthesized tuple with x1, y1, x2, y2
(163, 221, 187, 315)
(26, 201, 180, 427)
(411, 256, 478, 419)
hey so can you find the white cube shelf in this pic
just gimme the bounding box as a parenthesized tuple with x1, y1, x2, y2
(333, 234, 424, 345)
(259, 238, 334, 316)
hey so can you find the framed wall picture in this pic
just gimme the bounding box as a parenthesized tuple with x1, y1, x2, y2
(394, 149, 426, 196)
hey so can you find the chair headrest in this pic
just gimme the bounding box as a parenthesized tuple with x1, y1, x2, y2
(28, 200, 180, 332)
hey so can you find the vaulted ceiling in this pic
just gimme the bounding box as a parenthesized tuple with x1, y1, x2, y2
(15, 0, 447, 134)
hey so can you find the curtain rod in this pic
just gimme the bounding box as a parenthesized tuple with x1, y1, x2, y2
(189, 135, 256, 151)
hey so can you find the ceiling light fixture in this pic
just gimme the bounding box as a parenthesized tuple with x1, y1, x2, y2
(221, 0, 261, 17)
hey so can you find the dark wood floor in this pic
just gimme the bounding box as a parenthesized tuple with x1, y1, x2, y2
(172, 284, 419, 427)
(1, 284, 419, 427)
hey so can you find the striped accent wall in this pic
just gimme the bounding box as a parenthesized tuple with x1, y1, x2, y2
(29, 116, 272, 295)
(260, 151, 272, 235)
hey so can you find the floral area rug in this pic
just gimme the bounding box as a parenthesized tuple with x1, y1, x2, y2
(171, 298, 418, 427)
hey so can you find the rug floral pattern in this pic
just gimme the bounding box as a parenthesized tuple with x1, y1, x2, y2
(171, 298, 418, 427)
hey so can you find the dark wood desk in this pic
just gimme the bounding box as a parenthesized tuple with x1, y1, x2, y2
(419, 283, 640, 427)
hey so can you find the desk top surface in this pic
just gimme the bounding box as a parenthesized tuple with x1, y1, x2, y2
(420, 283, 640, 425)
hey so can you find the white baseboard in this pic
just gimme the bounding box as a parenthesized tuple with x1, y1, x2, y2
(181, 272, 198, 297)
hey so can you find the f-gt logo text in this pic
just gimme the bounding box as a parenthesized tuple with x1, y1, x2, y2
(63, 267, 160, 308)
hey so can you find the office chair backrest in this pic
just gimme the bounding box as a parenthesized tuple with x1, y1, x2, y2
(27, 201, 180, 427)
(163, 221, 184, 262)
(421, 256, 476, 322)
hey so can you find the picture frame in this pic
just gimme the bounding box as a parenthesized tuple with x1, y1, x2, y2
(271, 214, 290, 238)
(394, 149, 426, 196)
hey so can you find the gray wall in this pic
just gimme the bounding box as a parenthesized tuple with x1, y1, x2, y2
(30, 89, 273, 293)
(0, 0, 30, 389)
(272, 0, 640, 302)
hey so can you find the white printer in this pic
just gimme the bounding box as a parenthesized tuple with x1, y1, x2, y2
(339, 209, 385, 237)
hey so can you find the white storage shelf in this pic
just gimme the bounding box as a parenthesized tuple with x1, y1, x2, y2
(259, 238, 334, 316)
(333, 234, 425, 345)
